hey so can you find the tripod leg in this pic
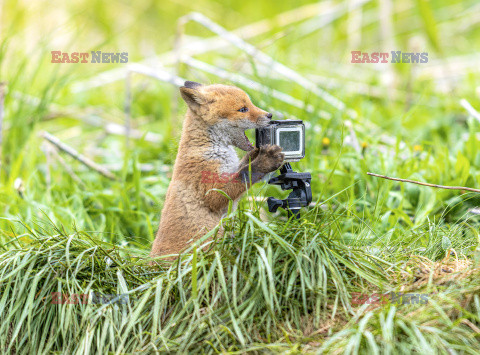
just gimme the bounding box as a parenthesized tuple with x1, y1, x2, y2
(286, 211, 301, 219)
(286, 207, 301, 219)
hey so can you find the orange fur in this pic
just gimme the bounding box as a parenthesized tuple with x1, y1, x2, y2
(150, 82, 284, 259)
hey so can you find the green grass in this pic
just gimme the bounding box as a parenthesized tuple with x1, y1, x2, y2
(1, 0, 480, 353)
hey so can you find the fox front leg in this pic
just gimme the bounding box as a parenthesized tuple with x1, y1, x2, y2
(202, 145, 284, 212)
(238, 147, 260, 167)
(238, 145, 284, 184)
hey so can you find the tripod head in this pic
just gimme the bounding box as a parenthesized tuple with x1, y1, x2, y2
(266, 163, 312, 218)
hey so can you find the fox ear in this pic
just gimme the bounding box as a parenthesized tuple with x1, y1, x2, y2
(184, 81, 202, 89)
(179, 85, 207, 111)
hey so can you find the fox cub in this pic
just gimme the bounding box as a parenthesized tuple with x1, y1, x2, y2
(150, 81, 284, 258)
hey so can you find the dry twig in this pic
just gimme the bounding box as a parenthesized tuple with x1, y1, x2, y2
(460, 99, 480, 122)
(71, 2, 333, 92)
(47, 144, 87, 187)
(13, 90, 162, 143)
(41, 131, 116, 180)
(182, 56, 332, 119)
(179, 12, 353, 117)
(367, 172, 480, 194)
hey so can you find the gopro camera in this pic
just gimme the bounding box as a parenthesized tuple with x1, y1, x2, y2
(255, 119, 305, 162)
(255, 118, 312, 218)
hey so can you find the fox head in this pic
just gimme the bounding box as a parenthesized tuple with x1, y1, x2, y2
(179, 81, 272, 151)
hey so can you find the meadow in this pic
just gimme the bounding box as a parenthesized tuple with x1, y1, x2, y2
(1, 0, 480, 353)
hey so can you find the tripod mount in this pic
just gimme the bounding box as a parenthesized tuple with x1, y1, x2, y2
(266, 163, 312, 218)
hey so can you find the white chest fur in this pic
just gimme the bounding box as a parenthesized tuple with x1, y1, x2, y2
(206, 123, 241, 174)
(204, 144, 239, 173)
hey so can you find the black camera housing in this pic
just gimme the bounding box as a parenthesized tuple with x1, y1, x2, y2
(255, 119, 311, 218)
(255, 119, 305, 162)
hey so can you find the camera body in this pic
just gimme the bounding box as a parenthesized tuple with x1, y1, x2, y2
(255, 119, 311, 218)
(255, 119, 305, 162)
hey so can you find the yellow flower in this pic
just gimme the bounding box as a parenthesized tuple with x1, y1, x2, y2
(322, 137, 330, 146)
(361, 141, 368, 149)
(413, 145, 422, 152)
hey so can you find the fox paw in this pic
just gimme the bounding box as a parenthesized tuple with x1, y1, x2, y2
(255, 145, 284, 173)
(240, 147, 260, 166)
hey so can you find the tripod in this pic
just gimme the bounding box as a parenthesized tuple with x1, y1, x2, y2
(266, 163, 312, 218)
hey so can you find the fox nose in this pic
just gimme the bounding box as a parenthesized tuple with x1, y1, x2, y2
(266, 112, 273, 119)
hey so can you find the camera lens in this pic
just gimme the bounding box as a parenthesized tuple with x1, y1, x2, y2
(279, 130, 300, 152)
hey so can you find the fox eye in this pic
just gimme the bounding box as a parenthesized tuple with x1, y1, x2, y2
(238, 107, 249, 113)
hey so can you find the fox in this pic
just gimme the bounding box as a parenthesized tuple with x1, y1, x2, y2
(149, 81, 284, 258)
